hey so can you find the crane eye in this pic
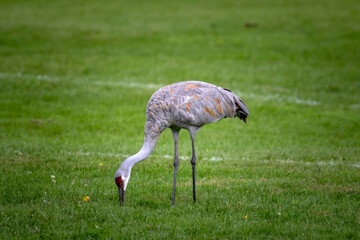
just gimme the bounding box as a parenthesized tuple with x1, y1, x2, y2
(115, 177, 124, 188)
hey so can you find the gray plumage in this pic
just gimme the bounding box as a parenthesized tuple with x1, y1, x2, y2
(115, 81, 249, 206)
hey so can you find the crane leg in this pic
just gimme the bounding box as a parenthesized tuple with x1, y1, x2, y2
(189, 127, 198, 203)
(171, 128, 180, 206)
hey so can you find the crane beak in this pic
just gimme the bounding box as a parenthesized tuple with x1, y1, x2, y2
(118, 186, 125, 206)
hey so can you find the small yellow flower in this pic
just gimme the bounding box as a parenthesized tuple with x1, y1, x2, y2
(83, 196, 90, 202)
(50, 175, 55, 179)
(244, 215, 248, 219)
(99, 163, 103, 166)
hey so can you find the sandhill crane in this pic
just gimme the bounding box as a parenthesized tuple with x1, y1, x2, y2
(115, 81, 249, 206)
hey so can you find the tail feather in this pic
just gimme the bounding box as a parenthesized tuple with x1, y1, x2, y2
(235, 97, 249, 124)
(219, 87, 249, 123)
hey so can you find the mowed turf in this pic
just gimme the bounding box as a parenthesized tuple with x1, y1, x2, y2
(0, 0, 359, 239)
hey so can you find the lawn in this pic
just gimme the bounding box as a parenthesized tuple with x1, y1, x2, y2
(0, 0, 359, 239)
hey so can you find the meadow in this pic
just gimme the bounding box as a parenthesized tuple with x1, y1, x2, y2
(0, 0, 359, 239)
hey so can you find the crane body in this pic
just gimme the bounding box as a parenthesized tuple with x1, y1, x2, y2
(115, 81, 249, 206)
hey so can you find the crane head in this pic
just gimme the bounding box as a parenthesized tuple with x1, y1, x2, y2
(115, 164, 131, 206)
(115, 176, 125, 206)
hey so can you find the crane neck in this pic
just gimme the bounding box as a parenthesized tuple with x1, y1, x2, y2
(120, 133, 160, 171)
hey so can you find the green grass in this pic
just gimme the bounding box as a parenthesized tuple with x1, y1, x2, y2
(1, 0, 359, 239)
